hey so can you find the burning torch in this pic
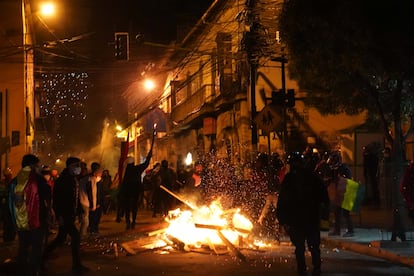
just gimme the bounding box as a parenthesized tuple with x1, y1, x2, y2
(150, 123, 157, 151)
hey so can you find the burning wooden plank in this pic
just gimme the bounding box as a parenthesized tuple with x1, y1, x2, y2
(120, 237, 168, 255)
(216, 230, 246, 262)
(165, 234, 186, 251)
(194, 223, 251, 234)
(160, 185, 197, 210)
(147, 227, 168, 237)
(158, 184, 250, 262)
(193, 222, 248, 261)
(206, 240, 229, 255)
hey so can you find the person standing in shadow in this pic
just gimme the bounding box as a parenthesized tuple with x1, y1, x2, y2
(277, 152, 329, 276)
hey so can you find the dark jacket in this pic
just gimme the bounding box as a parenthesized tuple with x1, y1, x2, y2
(119, 153, 151, 198)
(52, 168, 79, 220)
(97, 179, 105, 207)
(277, 167, 329, 227)
(159, 166, 177, 190)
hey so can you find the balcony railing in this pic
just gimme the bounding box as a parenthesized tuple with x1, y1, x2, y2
(171, 84, 215, 124)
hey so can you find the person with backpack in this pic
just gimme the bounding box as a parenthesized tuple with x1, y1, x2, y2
(9, 154, 51, 275)
(326, 151, 354, 237)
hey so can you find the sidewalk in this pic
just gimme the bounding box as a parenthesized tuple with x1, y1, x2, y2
(1, 207, 414, 271)
(321, 206, 414, 268)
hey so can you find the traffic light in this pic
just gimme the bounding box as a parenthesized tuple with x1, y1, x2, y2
(287, 89, 295, 107)
(271, 90, 285, 105)
(115, 32, 129, 60)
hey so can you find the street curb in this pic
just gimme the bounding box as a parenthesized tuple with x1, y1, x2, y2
(322, 238, 414, 269)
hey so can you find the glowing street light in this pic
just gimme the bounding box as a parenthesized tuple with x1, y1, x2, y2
(39, 2, 56, 17)
(143, 79, 155, 91)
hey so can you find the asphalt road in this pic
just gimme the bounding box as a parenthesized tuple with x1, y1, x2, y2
(36, 234, 414, 275)
(1, 210, 413, 275)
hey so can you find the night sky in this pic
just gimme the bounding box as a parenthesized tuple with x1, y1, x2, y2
(36, 0, 214, 56)
(132, 0, 214, 42)
(36, 0, 215, 153)
(92, 0, 215, 43)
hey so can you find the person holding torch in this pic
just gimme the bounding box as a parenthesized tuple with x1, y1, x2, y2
(118, 124, 156, 229)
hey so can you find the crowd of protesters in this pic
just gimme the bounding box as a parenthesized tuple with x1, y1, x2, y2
(0, 153, 115, 274)
(1, 143, 413, 275)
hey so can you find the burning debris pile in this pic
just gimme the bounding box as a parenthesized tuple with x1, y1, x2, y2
(163, 200, 252, 259)
(121, 185, 279, 261)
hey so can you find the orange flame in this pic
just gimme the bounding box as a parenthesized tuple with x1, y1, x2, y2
(163, 200, 253, 247)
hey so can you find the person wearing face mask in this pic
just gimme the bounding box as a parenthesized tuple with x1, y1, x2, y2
(42, 157, 90, 274)
(9, 154, 51, 275)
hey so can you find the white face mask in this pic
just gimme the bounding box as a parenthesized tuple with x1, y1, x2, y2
(72, 167, 82, 176)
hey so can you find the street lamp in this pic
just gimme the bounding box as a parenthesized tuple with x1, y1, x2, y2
(143, 79, 155, 91)
(39, 2, 55, 17)
(132, 79, 157, 164)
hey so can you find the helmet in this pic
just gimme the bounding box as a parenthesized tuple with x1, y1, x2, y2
(287, 151, 304, 165)
(41, 165, 52, 175)
(328, 151, 342, 165)
(255, 152, 269, 169)
(270, 153, 284, 170)
(256, 152, 269, 163)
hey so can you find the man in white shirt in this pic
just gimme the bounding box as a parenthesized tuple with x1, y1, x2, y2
(79, 162, 102, 238)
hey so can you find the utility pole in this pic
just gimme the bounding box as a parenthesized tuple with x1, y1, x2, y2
(271, 56, 288, 153)
(250, 62, 258, 154)
(245, 0, 259, 158)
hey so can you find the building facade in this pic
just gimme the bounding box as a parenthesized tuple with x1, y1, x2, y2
(124, 0, 372, 181)
(0, 0, 36, 174)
